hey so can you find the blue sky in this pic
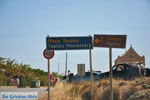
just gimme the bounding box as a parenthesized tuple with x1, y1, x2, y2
(0, 0, 150, 74)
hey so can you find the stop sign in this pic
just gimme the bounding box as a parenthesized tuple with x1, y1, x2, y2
(43, 49, 55, 59)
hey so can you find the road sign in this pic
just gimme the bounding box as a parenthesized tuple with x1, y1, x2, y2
(94, 34, 127, 100)
(94, 35, 127, 48)
(43, 49, 55, 59)
(46, 36, 93, 50)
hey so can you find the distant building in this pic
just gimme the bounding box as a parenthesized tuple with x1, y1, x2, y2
(115, 46, 145, 67)
(77, 64, 85, 76)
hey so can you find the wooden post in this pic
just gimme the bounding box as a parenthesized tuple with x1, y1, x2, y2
(89, 49, 93, 100)
(48, 59, 50, 100)
(109, 47, 113, 100)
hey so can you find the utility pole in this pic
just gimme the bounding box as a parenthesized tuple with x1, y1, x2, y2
(58, 62, 59, 75)
(65, 52, 68, 75)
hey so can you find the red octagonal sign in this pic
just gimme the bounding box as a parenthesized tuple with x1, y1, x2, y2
(43, 49, 55, 59)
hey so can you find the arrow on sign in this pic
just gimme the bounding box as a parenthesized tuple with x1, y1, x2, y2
(95, 38, 101, 44)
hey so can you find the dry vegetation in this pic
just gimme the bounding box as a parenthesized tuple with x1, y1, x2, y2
(39, 77, 150, 100)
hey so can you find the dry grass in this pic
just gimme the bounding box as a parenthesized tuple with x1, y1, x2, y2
(39, 77, 150, 100)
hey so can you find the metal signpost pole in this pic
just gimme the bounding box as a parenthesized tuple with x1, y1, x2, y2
(46, 36, 92, 100)
(48, 59, 50, 100)
(43, 49, 54, 100)
(109, 47, 113, 100)
(89, 49, 93, 100)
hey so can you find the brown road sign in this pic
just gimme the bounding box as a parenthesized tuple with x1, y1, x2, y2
(94, 35, 127, 48)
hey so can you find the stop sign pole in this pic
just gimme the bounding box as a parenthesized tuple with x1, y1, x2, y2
(43, 49, 55, 100)
(47, 58, 50, 100)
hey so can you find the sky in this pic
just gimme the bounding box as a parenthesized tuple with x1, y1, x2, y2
(0, 0, 150, 74)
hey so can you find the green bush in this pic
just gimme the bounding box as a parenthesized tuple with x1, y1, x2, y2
(0, 72, 7, 86)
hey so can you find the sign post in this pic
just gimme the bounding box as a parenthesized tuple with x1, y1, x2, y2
(94, 34, 127, 100)
(109, 47, 113, 100)
(48, 59, 50, 100)
(89, 49, 93, 100)
(43, 49, 55, 100)
(46, 36, 93, 100)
